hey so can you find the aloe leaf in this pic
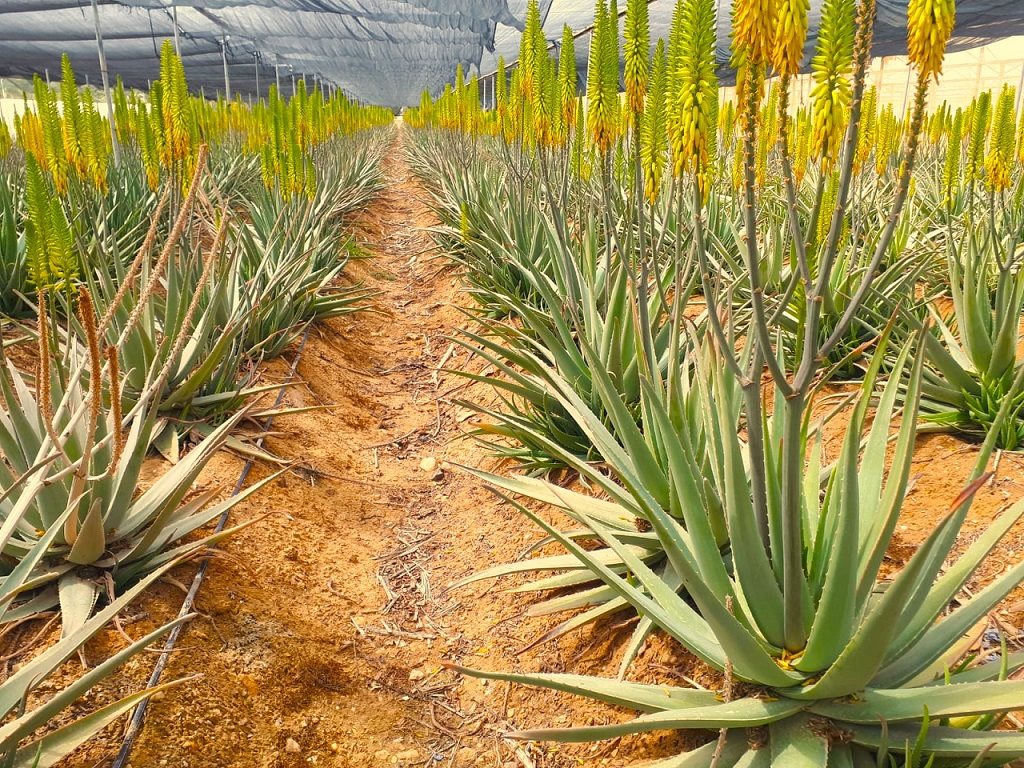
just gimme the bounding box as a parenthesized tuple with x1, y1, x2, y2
(55, 572, 101, 640)
(0, 561, 178, 719)
(626, 737, 748, 768)
(854, 337, 921, 606)
(638, 375, 732, 595)
(0, 615, 192, 749)
(847, 723, 1017, 758)
(448, 665, 716, 713)
(0, 508, 73, 619)
(508, 697, 806, 742)
(617, 614, 658, 679)
(497, 491, 728, 671)
(449, 548, 641, 588)
(521, 597, 632, 652)
(873, 557, 1024, 689)
(10, 677, 191, 768)
(769, 714, 829, 767)
(582, 510, 796, 686)
(937, 652, 1024, 684)
(880, 497, 1024, 670)
(721, 385, 786, 648)
(792, 505, 967, 699)
(65, 500, 106, 566)
(812, 679, 1024, 723)
(466, 468, 640, 528)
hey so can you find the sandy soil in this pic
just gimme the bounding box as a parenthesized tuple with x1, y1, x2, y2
(4, 126, 1021, 768)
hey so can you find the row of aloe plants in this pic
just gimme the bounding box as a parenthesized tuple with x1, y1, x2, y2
(0, 48, 390, 765)
(407, 0, 1024, 765)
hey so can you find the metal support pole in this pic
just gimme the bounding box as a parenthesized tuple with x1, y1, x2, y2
(221, 36, 231, 101)
(274, 54, 281, 93)
(901, 58, 912, 116)
(172, 1, 181, 57)
(974, 46, 985, 99)
(91, 0, 121, 164)
(1016, 60, 1024, 116)
(254, 53, 260, 97)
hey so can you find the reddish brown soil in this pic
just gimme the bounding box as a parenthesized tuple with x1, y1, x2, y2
(6, 127, 1022, 768)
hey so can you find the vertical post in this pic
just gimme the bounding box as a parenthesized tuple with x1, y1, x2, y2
(1016, 59, 1024, 115)
(221, 35, 231, 101)
(875, 56, 885, 105)
(91, 0, 121, 164)
(901, 57, 912, 116)
(274, 54, 281, 93)
(290, 67, 296, 97)
(974, 46, 984, 99)
(254, 52, 260, 98)
(172, 1, 181, 57)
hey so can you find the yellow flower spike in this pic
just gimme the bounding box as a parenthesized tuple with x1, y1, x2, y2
(557, 27, 578, 144)
(669, 0, 718, 193)
(794, 108, 811, 186)
(731, 0, 778, 67)
(586, 0, 618, 155)
(809, 0, 854, 168)
(986, 84, 1017, 192)
(907, 0, 956, 82)
(623, 0, 650, 132)
(965, 90, 991, 183)
(640, 38, 668, 205)
(875, 103, 896, 176)
(771, 0, 809, 77)
(854, 85, 878, 174)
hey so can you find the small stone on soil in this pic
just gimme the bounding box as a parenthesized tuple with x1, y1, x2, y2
(285, 738, 301, 754)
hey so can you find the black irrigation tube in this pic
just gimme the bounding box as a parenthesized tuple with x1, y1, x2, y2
(111, 325, 313, 768)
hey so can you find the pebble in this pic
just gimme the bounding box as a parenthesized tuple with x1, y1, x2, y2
(394, 749, 419, 762)
(408, 668, 425, 681)
(285, 738, 301, 754)
(419, 456, 437, 472)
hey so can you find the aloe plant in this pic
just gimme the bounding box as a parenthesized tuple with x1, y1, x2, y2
(70, 155, 160, 273)
(232, 187, 372, 360)
(0, 173, 29, 318)
(0, 549, 193, 768)
(0, 286, 277, 636)
(916, 214, 1024, 448)
(448, 0, 1024, 764)
(453, 331, 741, 668)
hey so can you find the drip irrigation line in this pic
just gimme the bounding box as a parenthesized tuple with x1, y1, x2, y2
(111, 324, 314, 768)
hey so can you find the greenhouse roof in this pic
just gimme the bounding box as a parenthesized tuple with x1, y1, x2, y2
(0, 0, 1021, 108)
